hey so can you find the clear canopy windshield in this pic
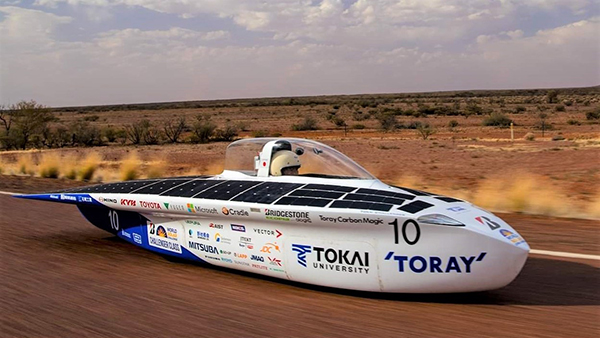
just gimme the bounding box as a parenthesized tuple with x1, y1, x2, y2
(224, 138, 376, 180)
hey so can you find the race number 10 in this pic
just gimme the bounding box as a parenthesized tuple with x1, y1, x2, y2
(108, 210, 120, 231)
(389, 219, 420, 245)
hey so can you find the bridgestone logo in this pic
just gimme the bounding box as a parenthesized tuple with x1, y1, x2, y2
(265, 209, 309, 218)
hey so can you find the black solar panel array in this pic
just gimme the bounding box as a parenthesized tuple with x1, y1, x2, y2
(54, 177, 450, 213)
(232, 182, 303, 204)
(398, 200, 434, 214)
(160, 179, 223, 197)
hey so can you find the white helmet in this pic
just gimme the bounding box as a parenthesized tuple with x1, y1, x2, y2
(270, 150, 301, 176)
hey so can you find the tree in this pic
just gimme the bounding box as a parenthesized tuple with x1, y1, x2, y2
(416, 123, 435, 140)
(1, 100, 55, 149)
(546, 90, 558, 104)
(191, 114, 216, 143)
(163, 116, 187, 143)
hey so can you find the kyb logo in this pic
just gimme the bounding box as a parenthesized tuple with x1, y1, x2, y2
(319, 215, 383, 225)
(384, 252, 487, 274)
(121, 199, 136, 207)
(292, 244, 370, 274)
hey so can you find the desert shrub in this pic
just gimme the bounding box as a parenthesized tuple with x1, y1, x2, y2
(17, 154, 35, 175)
(352, 124, 365, 129)
(406, 121, 423, 129)
(102, 126, 118, 143)
(214, 125, 239, 141)
(555, 105, 565, 112)
(482, 112, 513, 128)
(120, 152, 140, 181)
(291, 116, 318, 131)
(564, 100, 573, 106)
(546, 90, 558, 103)
(163, 117, 186, 143)
(69, 121, 103, 147)
(524, 132, 535, 141)
(83, 115, 99, 122)
(352, 110, 370, 121)
(567, 119, 581, 125)
(552, 135, 565, 141)
(191, 115, 216, 143)
(448, 120, 459, 128)
(586, 109, 600, 120)
(79, 152, 100, 181)
(514, 106, 527, 113)
(375, 112, 397, 131)
(251, 130, 267, 137)
(416, 123, 435, 140)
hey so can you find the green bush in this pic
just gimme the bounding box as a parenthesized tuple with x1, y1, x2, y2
(567, 119, 581, 125)
(291, 116, 318, 131)
(482, 112, 513, 128)
(352, 124, 365, 129)
(555, 105, 565, 112)
(586, 109, 600, 120)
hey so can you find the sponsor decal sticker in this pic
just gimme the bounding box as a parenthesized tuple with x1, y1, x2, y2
(133, 233, 142, 244)
(268, 257, 282, 266)
(475, 216, 500, 231)
(188, 241, 219, 254)
(447, 206, 467, 213)
(234, 260, 250, 266)
(319, 215, 383, 225)
(234, 253, 248, 259)
(147, 222, 181, 253)
(250, 208, 261, 213)
(164, 203, 186, 211)
(194, 205, 218, 215)
(499, 229, 526, 246)
(231, 224, 246, 232)
(260, 242, 280, 254)
(222, 207, 249, 217)
(265, 209, 311, 223)
(214, 233, 232, 245)
(50, 194, 60, 199)
(252, 264, 268, 271)
(120, 229, 132, 239)
(209, 223, 224, 229)
(60, 194, 77, 202)
(99, 197, 117, 204)
(384, 252, 487, 273)
(253, 228, 283, 238)
(121, 199, 136, 207)
(292, 244, 369, 274)
(221, 258, 233, 264)
(239, 236, 253, 249)
(251, 255, 264, 262)
(187, 203, 195, 213)
(219, 249, 232, 255)
(139, 201, 162, 210)
(196, 231, 210, 241)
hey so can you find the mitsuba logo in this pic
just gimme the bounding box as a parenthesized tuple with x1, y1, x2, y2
(384, 252, 487, 273)
(188, 241, 219, 254)
(318, 215, 383, 225)
(121, 199, 136, 207)
(251, 255, 264, 262)
(292, 244, 370, 274)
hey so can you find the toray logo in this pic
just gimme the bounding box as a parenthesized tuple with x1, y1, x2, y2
(291, 244, 312, 267)
(385, 252, 487, 273)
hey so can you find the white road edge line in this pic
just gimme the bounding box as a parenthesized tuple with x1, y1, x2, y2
(529, 249, 600, 261)
(1, 189, 599, 261)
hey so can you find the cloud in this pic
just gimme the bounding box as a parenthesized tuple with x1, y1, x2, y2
(1, 2, 598, 106)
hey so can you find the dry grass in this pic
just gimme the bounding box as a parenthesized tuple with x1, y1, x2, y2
(120, 152, 141, 181)
(79, 152, 101, 181)
(17, 153, 36, 176)
(62, 154, 78, 180)
(38, 153, 61, 179)
(146, 161, 166, 178)
(589, 191, 600, 219)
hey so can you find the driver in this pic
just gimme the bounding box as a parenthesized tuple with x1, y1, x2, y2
(270, 150, 301, 176)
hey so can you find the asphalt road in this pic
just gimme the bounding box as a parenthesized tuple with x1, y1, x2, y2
(1, 194, 598, 338)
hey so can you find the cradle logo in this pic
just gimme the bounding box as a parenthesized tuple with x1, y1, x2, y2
(291, 244, 312, 267)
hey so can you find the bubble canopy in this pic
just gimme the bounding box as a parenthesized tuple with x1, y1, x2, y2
(223, 138, 376, 180)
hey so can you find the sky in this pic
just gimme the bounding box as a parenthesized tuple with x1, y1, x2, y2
(1, 0, 599, 107)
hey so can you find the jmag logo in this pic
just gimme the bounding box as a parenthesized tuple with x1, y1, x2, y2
(292, 244, 370, 274)
(251, 255, 264, 262)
